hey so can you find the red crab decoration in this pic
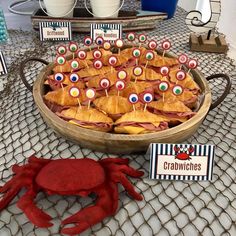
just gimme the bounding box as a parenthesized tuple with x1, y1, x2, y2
(0, 156, 144, 235)
(174, 145, 195, 161)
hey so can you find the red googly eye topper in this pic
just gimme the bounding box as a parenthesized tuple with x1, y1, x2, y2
(77, 50, 87, 60)
(108, 56, 118, 66)
(176, 70, 186, 81)
(148, 40, 157, 50)
(93, 49, 102, 59)
(93, 60, 103, 69)
(160, 66, 170, 76)
(99, 78, 110, 89)
(115, 80, 126, 91)
(178, 54, 188, 64)
(162, 40, 171, 50)
(188, 59, 198, 69)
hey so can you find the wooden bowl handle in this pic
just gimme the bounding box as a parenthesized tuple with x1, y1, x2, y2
(20, 58, 49, 93)
(206, 73, 231, 110)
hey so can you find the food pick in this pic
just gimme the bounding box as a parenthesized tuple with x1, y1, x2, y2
(85, 88, 96, 109)
(161, 40, 171, 57)
(115, 80, 126, 96)
(140, 92, 153, 112)
(69, 86, 81, 110)
(108, 55, 118, 73)
(95, 37, 104, 49)
(69, 73, 80, 84)
(68, 42, 78, 59)
(103, 41, 111, 51)
(138, 34, 147, 49)
(187, 59, 198, 74)
(133, 66, 143, 83)
(57, 45, 67, 55)
(160, 66, 170, 79)
(127, 32, 136, 42)
(99, 78, 110, 97)
(54, 72, 65, 91)
(56, 55, 66, 73)
(77, 50, 89, 68)
(115, 39, 124, 55)
(84, 36, 93, 51)
(158, 81, 169, 102)
(93, 49, 102, 59)
(93, 60, 103, 70)
(132, 48, 141, 66)
(175, 70, 186, 84)
(145, 51, 155, 68)
(70, 60, 79, 72)
(128, 93, 139, 111)
(172, 85, 184, 96)
(117, 70, 128, 81)
(178, 53, 188, 69)
(148, 40, 158, 51)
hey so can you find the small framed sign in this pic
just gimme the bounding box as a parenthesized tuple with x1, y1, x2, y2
(39, 21, 72, 41)
(0, 51, 7, 76)
(91, 24, 122, 42)
(149, 143, 215, 181)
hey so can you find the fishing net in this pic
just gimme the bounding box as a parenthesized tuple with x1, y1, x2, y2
(0, 3, 236, 236)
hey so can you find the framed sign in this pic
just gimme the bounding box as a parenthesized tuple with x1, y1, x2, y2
(149, 143, 215, 181)
(91, 24, 122, 42)
(39, 21, 72, 41)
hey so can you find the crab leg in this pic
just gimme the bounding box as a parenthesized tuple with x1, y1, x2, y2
(111, 173, 143, 201)
(17, 189, 53, 228)
(114, 164, 144, 178)
(61, 185, 114, 235)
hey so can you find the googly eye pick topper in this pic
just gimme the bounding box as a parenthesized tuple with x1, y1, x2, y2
(138, 34, 147, 49)
(132, 48, 141, 66)
(68, 42, 78, 59)
(128, 93, 139, 111)
(77, 50, 89, 68)
(158, 81, 170, 102)
(172, 85, 184, 97)
(84, 36, 93, 51)
(175, 70, 187, 85)
(108, 55, 118, 73)
(140, 92, 154, 112)
(115, 39, 124, 55)
(56, 55, 66, 73)
(178, 53, 188, 70)
(99, 78, 111, 97)
(69, 86, 82, 112)
(148, 40, 158, 51)
(115, 80, 126, 97)
(144, 50, 155, 69)
(85, 88, 96, 110)
(57, 45, 67, 56)
(161, 39, 171, 57)
(187, 58, 198, 74)
(133, 66, 143, 83)
(54, 72, 65, 90)
(95, 36, 104, 49)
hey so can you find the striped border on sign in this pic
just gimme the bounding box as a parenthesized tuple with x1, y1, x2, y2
(91, 23, 122, 42)
(149, 143, 215, 181)
(0, 51, 7, 76)
(39, 21, 72, 41)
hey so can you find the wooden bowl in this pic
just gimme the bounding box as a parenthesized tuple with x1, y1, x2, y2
(20, 52, 231, 154)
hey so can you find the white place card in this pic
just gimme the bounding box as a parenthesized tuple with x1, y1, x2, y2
(91, 24, 122, 42)
(0, 51, 7, 76)
(39, 21, 72, 41)
(148, 143, 215, 181)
